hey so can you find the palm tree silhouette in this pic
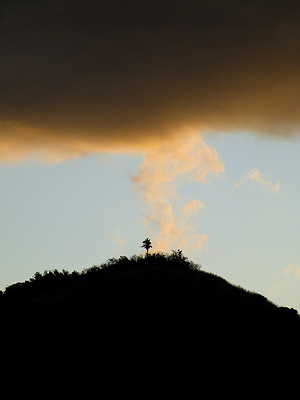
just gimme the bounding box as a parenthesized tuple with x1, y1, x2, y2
(141, 238, 152, 257)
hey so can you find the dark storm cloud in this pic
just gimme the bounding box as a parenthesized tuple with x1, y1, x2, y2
(1, 0, 300, 160)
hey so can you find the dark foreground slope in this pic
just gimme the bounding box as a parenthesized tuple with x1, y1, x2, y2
(2, 252, 300, 385)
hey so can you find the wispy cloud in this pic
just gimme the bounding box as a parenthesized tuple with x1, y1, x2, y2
(236, 168, 280, 193)
(109, 227, 125, 257)
(181, 200, 204, 222)
(131, 134, 224, 254)
(269, 261, 300, 310)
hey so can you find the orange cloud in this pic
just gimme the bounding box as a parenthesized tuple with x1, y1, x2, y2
(131, 134, 223, 253)
(1, 1, 300, 163)
(181, 200, 204, 222)
(236, 168, 280, 193)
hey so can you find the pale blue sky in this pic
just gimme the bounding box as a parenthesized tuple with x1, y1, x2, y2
(0, 131, 299, 311)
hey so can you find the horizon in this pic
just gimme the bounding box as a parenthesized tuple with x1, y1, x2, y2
(1, 1, 300, 311)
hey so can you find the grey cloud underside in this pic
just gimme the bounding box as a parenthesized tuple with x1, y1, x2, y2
(1, 0, 300, 152)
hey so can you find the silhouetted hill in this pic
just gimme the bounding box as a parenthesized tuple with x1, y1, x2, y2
(2, 251, 299, 333)
(2, 251, 300, 383)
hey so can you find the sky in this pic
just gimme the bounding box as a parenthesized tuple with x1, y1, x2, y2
(1, 1, 300, 310)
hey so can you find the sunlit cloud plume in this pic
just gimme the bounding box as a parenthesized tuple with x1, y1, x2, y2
(236, 168, 280, 193)
(182, 200, 205, 222)
(131, 134, 224, 253)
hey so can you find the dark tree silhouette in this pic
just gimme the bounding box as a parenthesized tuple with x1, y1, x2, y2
(141, 238, 152, 257)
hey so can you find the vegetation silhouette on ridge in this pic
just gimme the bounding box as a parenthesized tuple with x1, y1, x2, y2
(2, 249, 200, 305)
(141, 237, 152, 257)
(2, 248, 299, 331)
(3, 247, 298, 388)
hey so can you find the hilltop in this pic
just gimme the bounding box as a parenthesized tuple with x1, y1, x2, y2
(3, 250, 300, 385)
(2, 251, 299, 337)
